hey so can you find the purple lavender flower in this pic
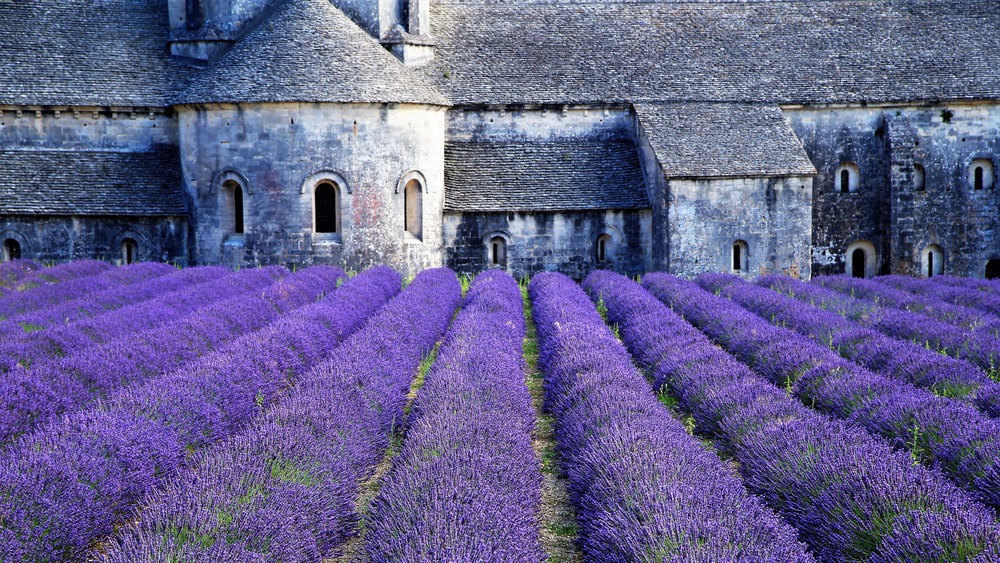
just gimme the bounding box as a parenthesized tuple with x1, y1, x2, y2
(534, 271, 814, 562)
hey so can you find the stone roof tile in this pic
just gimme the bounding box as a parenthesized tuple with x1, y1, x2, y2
(444, 141, 649, 212)
(0, 149, 186, 216)
(179, 0, 450, 106)
(636, 103, 817, 178)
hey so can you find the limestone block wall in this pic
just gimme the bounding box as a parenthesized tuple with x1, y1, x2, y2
(443, 210, 652, 280)
(179, 102, 446, 275)
(784, 108, 887, 277)
(666, 176, 814, 279)
(446, 104, 633, 142)
(0, 107, 176, 151)
(0, 215, 188, 265)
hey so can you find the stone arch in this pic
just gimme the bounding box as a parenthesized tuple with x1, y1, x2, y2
(301, 171, 349, 240)
(845, 240, 877, 279)
(0, 230, 29, 261)
(965, 156, 996, 191)
(401, 173, 425, 241)
(921, 243, 945, 278)
(589, 226, 622, 265)
(213, 167, 253, 195)
(835, 162, 860, 193)
(395, 170, 429, 195)
(300, 170, 351, 194)
(111, 230, 148, 265)
(483, 230, 511, 269)
(913, 163, 926, 192)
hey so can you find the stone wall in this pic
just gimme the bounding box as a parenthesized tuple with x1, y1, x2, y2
(179, 101, 446, 275)
(665, 176, 814, 279)
(443, 209, 651, 280)
(0, 107, 176, 150)
(0, 215, 188, 265)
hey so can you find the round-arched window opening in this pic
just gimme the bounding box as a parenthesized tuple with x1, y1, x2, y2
(732, 240, 749, 272)
(314, 182, 340, 234)
(404, 179, 423, 240)
(922, 244, 944, 278)
(845, 240, 877, 279)
(2, 239, 20, 261)
(913, 163, 926, 192)
(488, 236, 507, 267)
(968, 158, 995, 191)
(836, 162, 860, 193)
(596, 234, 613, 263)
(986, 259, 1000, 280)
(221, 179, 245, 235)
(121, 238, 139, 265)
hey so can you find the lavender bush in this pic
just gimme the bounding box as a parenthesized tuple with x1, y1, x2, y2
(878, 275, 1000, 318)
(0, 266, 337, 444)
(533, 272, 814, 562)
(638, 272, 1000, 509)
(612, 271, 1000, 562)
(0, 266, 394, 561)
(0, 260, 39, 290)
(97, 268, 460, 563)
(0, 260, 150, 319)
(697, 273, 1000, 417)
(364, 269, 544, 562)
(0, 265, 228, 336)
(0, 259, 110, 298)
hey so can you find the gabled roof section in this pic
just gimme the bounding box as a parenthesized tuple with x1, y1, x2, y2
(427, 0, 1000, 106)
(0, 149, 186, 217)
(0, 0, 192, 107)
(636, 104, 816, 179)
(444, 141, 649, 212)
(179, 0, 449, 106)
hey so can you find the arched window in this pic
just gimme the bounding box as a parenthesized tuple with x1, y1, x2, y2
(222, 180, 245, 236)
(922, 244, 944, 278)
(836, 162, 860, 193)
(914, 163, 926, 192)
(969, 158, 995, 191)
(846, 240, 876, 279)
(596, 234, 613, 264)
(314, 182, 340, 234)
(2, 239, 20, 261)
(404, 179, 423, 240)
(489, 236, 507, 267)
(121, 238, 138, 265)
(732, 240, 749, 272)
(986, 259, 1000, 280)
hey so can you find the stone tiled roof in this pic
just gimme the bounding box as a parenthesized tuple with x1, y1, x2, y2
(0, 0, 192, 107)
(0, 150, 186, 216)
(427, 0, 1000, 106)
(444, 141, 649, 212)
(178, 0, 449, 106)
(636, 103, 816, 178)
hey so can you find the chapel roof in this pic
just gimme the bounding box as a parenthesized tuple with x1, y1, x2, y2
(178, 0, 450, 106)
(635, 103, 817, 178)
(444, 141, 650, 212)
(0, 0, 192, 107)
(0, 149, 186, 217)
(426, 0, 1000, 106)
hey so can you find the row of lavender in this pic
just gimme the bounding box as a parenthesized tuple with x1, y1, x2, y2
(1, 265, 395, 560)
(99, 268, 460, 561)
(641, 274, 1000, 509)
(585, 271, 1000, 561)
(533, 272, 814, 561)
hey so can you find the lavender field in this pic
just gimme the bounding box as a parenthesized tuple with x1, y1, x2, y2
(0, 259, 999, 562)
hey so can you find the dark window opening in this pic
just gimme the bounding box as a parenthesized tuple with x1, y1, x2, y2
(122, 238, 138, 265)
(927, 252, 934, 277)
(404, 179, 423, 240)
(489, 236, 506, 267)
(2, 239, 20, 261)
(841, 169, 851, 193)
(315, 183, 338, 233)
(986, 260, 1000, 280)
(733, 244, 742, 270)
(233, 185, 244, 234)
(596, 234, 613, 263)
(975, 167, 984, 190)
(185, 0, 203, 30)
(852, 249, 866, 278)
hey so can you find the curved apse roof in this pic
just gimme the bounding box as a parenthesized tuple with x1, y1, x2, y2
(178, 0, 450, 107)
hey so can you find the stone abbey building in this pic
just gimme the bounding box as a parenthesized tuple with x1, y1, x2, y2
(2, 0, 999, 280)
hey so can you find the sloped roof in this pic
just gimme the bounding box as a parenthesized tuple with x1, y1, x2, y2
(0, 0, 192, 107)
(444, 141, 649, 212)
(179, 0, 449, 106)
(427, 0, 1000, 106)
(636, 103, 816, 178)
(0, 150, 186, 216)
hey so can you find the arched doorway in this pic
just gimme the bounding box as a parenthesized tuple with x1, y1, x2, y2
(922, 244, 944, 278)
(851, 248, 866, 278)
(2, 239, 20, 261)
(121, 238, 138, 265)
(986, 260, 1000, 280)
